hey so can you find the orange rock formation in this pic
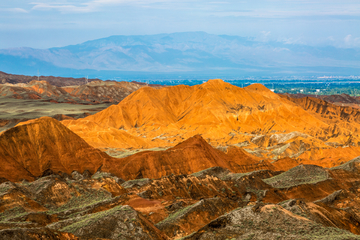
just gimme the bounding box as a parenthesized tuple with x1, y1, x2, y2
(63, 79, 360, 165)
(0, 117, 109, 182)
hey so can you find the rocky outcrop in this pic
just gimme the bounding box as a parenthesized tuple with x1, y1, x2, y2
(2, 159, 360, 239)
(263, 165, 330, 188)
(181, 203, 360, 240)
(156, 197, 238, 238)
(283, 95, 360, 121)
(48, 205, 168, 240)
(135, 173, 239, 201)
(0, 228, 78, 240)
(0, 117, 111, 181)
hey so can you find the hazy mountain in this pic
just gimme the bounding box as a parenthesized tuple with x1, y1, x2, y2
(1, 32, 360, 78)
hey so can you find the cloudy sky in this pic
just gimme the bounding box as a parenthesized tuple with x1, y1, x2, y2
(1, 0, 360, 49)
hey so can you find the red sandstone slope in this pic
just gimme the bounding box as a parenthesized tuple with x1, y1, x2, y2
(0, 117, 110, 182)
(225, 146, 261, 165)
(103, 135, 273, 180)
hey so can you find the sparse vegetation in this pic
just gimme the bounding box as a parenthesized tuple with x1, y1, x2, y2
(331, 157, 360, 172)
(91, 171, 112, 180)
(263, 165, 329, 188)
(0, 185, 11, 194)
(156, 203, 197, 225)
(178, 232, 196, 240)
(47, 189, 111, 215)
(0, 207, 27, 222)
(191, 167, 214, 177)
(121, 178, 149, 189)
(60, 205, 126, 234)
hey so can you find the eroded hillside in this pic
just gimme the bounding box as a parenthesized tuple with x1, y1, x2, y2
(2, 158, 360, 239)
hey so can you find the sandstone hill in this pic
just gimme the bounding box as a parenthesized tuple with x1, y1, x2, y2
(0, 117, 269, 183)
(63, 79, 360, 165)
(0, 117, 110, 182)
(0, 117, 290, 183)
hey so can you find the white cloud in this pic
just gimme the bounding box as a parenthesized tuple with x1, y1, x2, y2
(210, 8, 360, 19)
(256, 31, 271, 42)
(327, 36, 335, 41)
(344, 34, 352, 43)
(0, 8, 28, 13)
(279, 37, 306, 45)
(31, 3, 93, 13)
(273, 47, 290, 52)
(31, 0, 175, 13)
(344, 34, 360, 47)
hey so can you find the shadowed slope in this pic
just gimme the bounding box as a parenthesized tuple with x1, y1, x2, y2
(0, 117, 110, 181)
(103, 135, 272, 180)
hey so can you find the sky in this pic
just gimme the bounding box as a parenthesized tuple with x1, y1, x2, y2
(1, 0, 360, 49)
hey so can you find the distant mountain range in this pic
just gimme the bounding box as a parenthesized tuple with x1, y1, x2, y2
(1, 32, 360, 79)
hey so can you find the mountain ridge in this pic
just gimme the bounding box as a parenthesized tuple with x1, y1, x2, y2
(1, 32, 360, 77)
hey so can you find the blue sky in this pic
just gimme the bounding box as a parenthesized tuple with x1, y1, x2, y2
(1, 0, 360, 49)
